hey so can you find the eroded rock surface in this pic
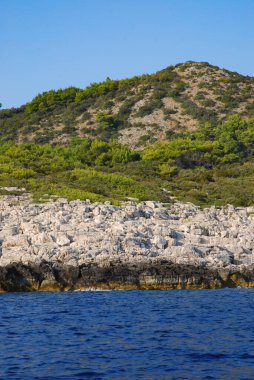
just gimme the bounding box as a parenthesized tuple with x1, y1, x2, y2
(0, 194, 254, 291)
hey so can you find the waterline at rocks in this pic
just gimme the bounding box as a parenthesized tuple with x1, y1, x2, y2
(1, 193, 254, 291)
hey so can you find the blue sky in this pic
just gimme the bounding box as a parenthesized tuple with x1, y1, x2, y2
(1, 0, 254, 109)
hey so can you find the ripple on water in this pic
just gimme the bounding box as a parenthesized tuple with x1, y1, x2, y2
(0, 289, 254, 379)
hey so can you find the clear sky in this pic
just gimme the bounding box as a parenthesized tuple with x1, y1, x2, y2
(1, 0, 254, 109)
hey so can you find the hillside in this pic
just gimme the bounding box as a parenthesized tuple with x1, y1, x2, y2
(1, 61, 254, 207)
(1, 61, 254, 148)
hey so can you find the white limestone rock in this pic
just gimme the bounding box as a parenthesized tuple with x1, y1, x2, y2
(1, 193, 254, 270)
(55, 234, 71, 247)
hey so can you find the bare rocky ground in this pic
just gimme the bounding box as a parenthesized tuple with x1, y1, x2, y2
(1, 192, 254, 291)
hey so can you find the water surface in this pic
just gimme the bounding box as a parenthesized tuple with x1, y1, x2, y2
(0, 289, 254, 379)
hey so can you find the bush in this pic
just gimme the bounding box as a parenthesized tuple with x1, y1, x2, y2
(136, 99, 163, 117)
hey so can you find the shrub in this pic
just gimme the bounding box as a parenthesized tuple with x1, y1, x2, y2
(136, 99, 163, 117)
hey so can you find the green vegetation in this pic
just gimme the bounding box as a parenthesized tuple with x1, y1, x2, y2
(0, 115, 254, 206)
(1, 62, 254, 206)
(0, 138, 160, 203)
(136, 99, 163, 117)
(1, 61, 254, 146)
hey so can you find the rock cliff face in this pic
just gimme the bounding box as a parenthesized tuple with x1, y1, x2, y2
(1, 193, 254, 291)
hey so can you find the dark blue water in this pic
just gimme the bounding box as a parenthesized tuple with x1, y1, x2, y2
(0, 289, 254, 380)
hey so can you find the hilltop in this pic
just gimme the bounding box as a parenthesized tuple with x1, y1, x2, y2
(0, 61, 254, 207)
(1, 61, 254, 147)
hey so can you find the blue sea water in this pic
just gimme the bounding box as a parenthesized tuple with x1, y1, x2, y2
(0, 289, 254, 380)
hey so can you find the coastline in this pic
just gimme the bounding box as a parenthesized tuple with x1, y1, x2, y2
(1, 193, 254, 292)
(1, 260, 254, 292)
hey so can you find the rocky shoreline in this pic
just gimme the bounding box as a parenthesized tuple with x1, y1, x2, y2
(1, 261, 254, 292)
(1, 193, 254, 291)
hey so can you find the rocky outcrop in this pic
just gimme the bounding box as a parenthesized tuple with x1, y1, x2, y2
(1, 193, 254, 291)
(1, 261, 254, 292)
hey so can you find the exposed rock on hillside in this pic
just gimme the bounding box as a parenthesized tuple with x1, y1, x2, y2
(1, 61, 254, 148)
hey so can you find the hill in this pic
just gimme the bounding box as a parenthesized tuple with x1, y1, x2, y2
(1, 61, 254, 147)
(0, 61, 254, 207)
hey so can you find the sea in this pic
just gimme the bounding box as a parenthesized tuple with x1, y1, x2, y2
(0, 288, 254, 380)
